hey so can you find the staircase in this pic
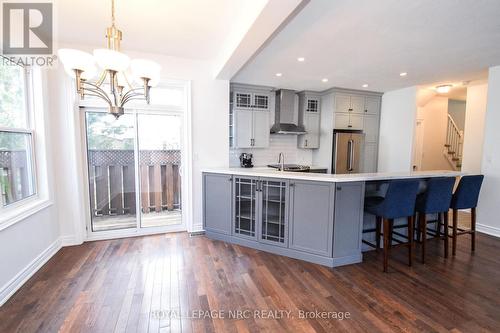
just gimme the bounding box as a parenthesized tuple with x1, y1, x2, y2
(444, 114, 463, 170)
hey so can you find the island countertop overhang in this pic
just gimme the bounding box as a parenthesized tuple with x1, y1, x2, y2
(202, 167, 463, 183)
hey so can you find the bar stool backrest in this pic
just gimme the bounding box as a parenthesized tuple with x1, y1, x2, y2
(418, 177, 456, 214)
(381, 180, 420, 219)
(450, 175, 484, 210)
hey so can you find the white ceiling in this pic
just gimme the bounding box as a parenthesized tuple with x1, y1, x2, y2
(232, 0, 500, 92)
(56, 0, 267, 61)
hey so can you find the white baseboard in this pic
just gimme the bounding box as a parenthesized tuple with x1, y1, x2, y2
(0, 238, 62, 306)
(60, 235, 82, 246)
(477, 223, 500, 238)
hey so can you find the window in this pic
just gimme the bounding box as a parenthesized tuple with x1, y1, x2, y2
(0, 57, 36, 207)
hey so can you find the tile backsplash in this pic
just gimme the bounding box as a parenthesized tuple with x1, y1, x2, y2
(230, 135, 313, 167)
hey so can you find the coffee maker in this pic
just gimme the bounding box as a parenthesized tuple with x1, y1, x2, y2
(239, 153, 253, 168)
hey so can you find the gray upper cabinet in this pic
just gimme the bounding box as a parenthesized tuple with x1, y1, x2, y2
(335, 94, 364, 114)
(203, 173, 233, 235)
(231, 85, 271, 148)
(332, 91, 381, 172)
(333, 182, 364, 259)
(350, 96, 365, 114)
(252, 111, 270, 148)
(364, 96, 380, 115)
(298, 92, 321, 149)
(363, 114, 379, 143)
(289, 180, 334, 257)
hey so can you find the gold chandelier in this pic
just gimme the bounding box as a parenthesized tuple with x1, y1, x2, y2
(58, 0, 161, 118)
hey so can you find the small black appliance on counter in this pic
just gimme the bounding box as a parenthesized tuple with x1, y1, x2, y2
(239, 153, 253, 168)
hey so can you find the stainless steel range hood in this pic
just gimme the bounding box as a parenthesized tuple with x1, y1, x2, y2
(270, 89, 306, 135)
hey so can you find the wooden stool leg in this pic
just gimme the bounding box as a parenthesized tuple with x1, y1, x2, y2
(376, 216, 381, 251)
(435, 212, 441, 238)
(444, 211, 449, 258)
(408, 216, 414, 267)
(452, 209, 458, 256)
(388, 219, 394, 249)
(471, 207, 476, 252)
(415, 213, 421, 243)
(383, 218, 390, 272)
(420, 213, 427, 263)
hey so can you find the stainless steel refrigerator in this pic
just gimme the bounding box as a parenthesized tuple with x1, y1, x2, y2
(331, 130, 365, 174)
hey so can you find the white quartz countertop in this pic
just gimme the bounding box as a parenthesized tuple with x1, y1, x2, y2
(202, 167, 463, 183)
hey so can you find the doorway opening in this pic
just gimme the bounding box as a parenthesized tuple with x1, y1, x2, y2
(413, 86, 466, 171)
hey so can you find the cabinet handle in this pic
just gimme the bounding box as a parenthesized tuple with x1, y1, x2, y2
(336, 186, 342, 191)
(348, 125, 353, 128)
(290, 183, 295, 187)
(348, 108, 353, 111)
(364, 109, 368, 112)
(305, 139, 308, 147)
(228, 176, 233, 182)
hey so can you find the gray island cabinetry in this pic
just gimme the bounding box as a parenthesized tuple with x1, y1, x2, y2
(203, 171, 364, 267)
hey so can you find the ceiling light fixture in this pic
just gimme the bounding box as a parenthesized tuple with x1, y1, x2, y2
(321, 78, 328, 83)
(362, 84, 369, 88)
(297, 57, 305, 62)
(436, 85, 452, 94)
(276, 73, 283, 77)
(58, 0, 161, 118)
(400, 72, 408, 77)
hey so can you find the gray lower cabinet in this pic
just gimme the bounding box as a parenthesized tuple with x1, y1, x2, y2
(233, 176, 259, 239)
(289, 180, 334, 256)
(333, 182, 365, 261)
(203, 173, 233, 235)
(203, 172, 364, 268)
(233, 176, 289, 247)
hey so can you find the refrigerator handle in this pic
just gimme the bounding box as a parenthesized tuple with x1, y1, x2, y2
(347, 139, 354, 172)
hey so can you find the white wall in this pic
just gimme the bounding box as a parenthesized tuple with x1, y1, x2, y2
(448, 99, 466, 131)
(378, 86, 418, 172)
(0, 69, 60, 305)
(416, 96, 452, 171)
(461, 83, 488, 174)
(477, 66, 500, 236)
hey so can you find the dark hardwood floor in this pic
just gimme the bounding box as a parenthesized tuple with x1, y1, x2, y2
(1, 218, 499, 332)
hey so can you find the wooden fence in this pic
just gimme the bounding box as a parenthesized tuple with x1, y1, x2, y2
(0, 150, 30, 205)
(88, 149, 181, 218)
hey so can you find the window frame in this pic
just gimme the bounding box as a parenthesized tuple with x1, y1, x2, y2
(0, 59, 43, 224)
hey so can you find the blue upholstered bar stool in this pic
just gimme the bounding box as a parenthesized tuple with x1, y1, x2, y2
(365, 179, 420, 272)
(450, 175, 484, 255)
(415, 177, 456, 262)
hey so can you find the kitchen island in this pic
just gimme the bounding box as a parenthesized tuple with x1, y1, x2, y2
(202, 168, 462, 267)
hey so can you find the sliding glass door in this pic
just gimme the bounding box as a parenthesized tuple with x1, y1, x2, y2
(138, 113, 182, 228)
(84, 110, 183, 233)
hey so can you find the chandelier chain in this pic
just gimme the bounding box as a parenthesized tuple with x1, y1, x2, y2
(111, 0, 116, 27)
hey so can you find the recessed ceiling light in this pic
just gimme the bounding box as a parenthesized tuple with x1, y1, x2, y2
(436, 85, 452, 94)
(321, 78, 328, 83)
(400, 72, 408, 77)
(275, 73, 282, 77)
(297, 57, 305, 62)
(362, 84, 369, 88)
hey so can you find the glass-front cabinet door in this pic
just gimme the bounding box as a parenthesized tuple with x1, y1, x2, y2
(233, 177, 258, 238)
(259, 179, 288, 246)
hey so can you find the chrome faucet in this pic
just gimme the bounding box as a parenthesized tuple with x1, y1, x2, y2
(278, 152, 285, 171)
